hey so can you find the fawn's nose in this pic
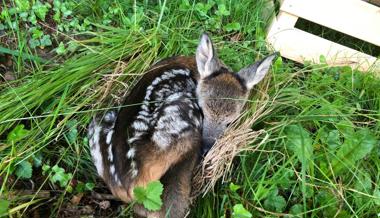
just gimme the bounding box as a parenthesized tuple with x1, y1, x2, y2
(201, 121, 224, 156)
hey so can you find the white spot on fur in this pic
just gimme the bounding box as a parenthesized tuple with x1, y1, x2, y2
(145, 89, 152, 100)
(136, 115, 151, 123)
(164, 105, 180, 114)
(130, 160, 138, 178)
(132, 120, 148, 131)
(139, 110, 150, 116)
(141, 104, 149, 111)
(152, 132, 171, 149)
(131, 160, 136, 168)
(104, 111, 116, 122)
(128, 132, 143, 144)
(161, 74, 169, 80)
(88, 126, 94, 137)
(90, 125, 104, 177)
(151, 77, 162, 86)
(110, 164, 115, 175)
(116, 176, 122, 186)
(131, 169, 138, 178)
(107, 144, 113, 162)
(127, 147, 136, 159)
(106, 130, 113, 144)
(130, 161, 138, 178)
(167, 93, 183, 102)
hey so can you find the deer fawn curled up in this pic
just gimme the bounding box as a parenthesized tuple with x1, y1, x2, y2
(88, 33, 276, 218)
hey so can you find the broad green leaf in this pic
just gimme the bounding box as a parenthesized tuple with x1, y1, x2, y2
(40, 35, 52, 47)
(232, 204, 252, 218)
(28, 13, 37, 24)
(85, 182, 95, 191)
(42, 164, 51, 175)
(61, 6, 72, 18)
(64, 120, 78, 144)
(75, 182, 94, 193)
(324, 130, 340, 150)
(30, 27, 43, 39)
(15, 0, 30, 11)
(33, 1, 51, 21)
(32, 153, 43, 167)
(145, 181, 163, 211)
(15, 160, 33, 179)
(179, 0, 191, 10)
(332, 128, 376, 174)
(263, 188, 286, 212)
(134, 186, 146, 203)
(0, 10, 9, 20)
(278, 168, 294, 189)
(373, 188, 380, 206)
(195, 3, 213, 17)
(216, 4, 230, 16)
(7, 124, 30, 144)
(224, 22, 241, 32)
(66, 185, 73, 193)
(67, 41, 79, 52)
(0, 199, 9, 216)
(29, 38, 40, 48)
(354, 171, 372, 205)
(354, 172, 372, 193)
(75, 182, 85, 193)
(56, 42, 67, 55)
(53, 11, 61, 22)
(285, 125, 313, 170)
(50, 165, 72, 187)
(134, 181, 163, 211)
(289, 204, 303, 216)
(229, 182, 241, 192)
(336, 120, 354, 138)
(315, 190, 339, 217)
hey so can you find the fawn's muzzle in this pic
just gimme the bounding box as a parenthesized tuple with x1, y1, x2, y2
(201, 121, 224, 156)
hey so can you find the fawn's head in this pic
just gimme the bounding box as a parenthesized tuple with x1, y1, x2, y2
(195, 33, 277, 152)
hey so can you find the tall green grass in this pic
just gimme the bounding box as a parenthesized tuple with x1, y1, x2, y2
(0, 0, 379, 217)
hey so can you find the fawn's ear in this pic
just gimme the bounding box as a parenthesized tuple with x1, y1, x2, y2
(237, 53, 278, 89)
(196, 33, 220, 79)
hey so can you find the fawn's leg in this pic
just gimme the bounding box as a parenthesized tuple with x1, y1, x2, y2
(161, 151, 198, 218)
(133, 150, 199, 218)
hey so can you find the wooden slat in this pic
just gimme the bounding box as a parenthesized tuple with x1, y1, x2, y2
(267, 11, 298, 48)
(267, 24, 380, 72)
(281, 0, 380, 47)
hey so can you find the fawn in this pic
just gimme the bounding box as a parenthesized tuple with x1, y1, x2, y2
(88, 33, 276, 218)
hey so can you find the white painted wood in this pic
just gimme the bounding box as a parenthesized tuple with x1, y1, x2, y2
(281, 0, 380, 47)
(267, 11, 298, 41)
(267, 26, 379, 72)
